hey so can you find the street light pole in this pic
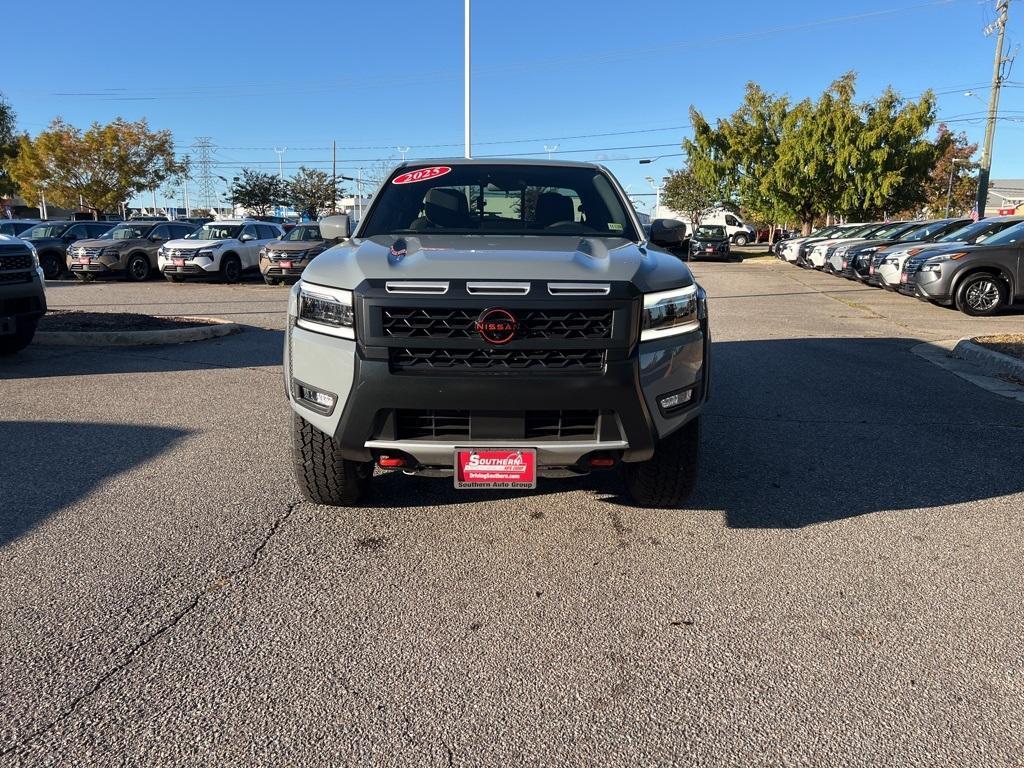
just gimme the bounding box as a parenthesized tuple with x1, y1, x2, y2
(464, 0, 471, 159)
(274, 147, 287, 179)
(945, 158, 967, 217)
(645, 176, 662, 218)
(976, 0, 1011, 219)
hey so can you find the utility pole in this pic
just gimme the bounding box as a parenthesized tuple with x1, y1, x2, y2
(976, 0, 1011, 219)
(332, 140, 337, 215)
(464, 0, 471, 159)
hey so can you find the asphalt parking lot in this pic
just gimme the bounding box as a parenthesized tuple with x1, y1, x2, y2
(2, 261, 1023, 766)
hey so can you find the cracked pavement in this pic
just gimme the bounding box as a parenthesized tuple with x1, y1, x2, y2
(1, 264, 1022, 766)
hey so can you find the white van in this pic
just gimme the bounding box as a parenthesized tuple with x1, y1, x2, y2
(656, 207, 756, 245)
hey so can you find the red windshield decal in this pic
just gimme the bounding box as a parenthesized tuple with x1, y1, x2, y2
(392, 166, 452, 185)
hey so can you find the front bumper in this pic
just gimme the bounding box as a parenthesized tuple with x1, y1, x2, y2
(284, 282, 710, 467)
(0, 268, 47, 329)
(160, 256, 218, 277)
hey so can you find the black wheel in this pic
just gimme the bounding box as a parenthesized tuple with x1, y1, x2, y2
(733, 233, 749, 246)
(125, 253, 150, 282)
(263, 275, 278, 286)
(40, 254, 63, 280)
(956, 273, 1008, 316)
(164, 274, 185, 283)
(0, 318, 38, 356)
(292, 412, 372, 506)
(623, 417, 700, 508)
(220, 254, 242, 284)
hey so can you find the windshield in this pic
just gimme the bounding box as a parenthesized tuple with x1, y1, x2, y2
(847, 223, 884, 238)
(695, 225, 726, 239)
(103, 223, 154, 240)
(981, 221, 1024, 246)
(360, 164, 639, 239)
(24, 222, 70, 239)
(939, 219, 1021, 243)
(869, 221, 916, 239)
(283, 225, 322, 241)
(191, 224, 242, 241)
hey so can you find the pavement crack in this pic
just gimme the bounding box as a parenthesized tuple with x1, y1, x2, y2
(441, 739, 455, 767)
(0, 500, 300, 759)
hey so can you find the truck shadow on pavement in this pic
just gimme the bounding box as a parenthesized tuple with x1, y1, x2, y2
(0, 421, 192, 546)
(0, 327, 284, 380)
(362, 336, 1024, 528)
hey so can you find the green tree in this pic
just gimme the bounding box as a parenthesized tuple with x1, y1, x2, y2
(924, 124, 978, 216)
(0, 92, 19, 198)
(10, 117, 186, 219)
(287, 166, 342, 219)
(228, 168, 287, 216)
(660, 165, 718, 227)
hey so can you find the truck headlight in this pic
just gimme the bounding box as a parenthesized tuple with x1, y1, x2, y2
(641, 285, 699, 341)
(296, 282, 355, 339)
(26, 243, 39, 267)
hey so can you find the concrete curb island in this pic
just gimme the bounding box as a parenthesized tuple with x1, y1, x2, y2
(34, 317, 242, 347)
(912, 338, 1024, 404)
(952, 338, 1024, 382)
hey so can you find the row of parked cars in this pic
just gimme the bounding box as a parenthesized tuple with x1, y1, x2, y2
(3, 217, 340, 285)
(773, 215, 1024, 316)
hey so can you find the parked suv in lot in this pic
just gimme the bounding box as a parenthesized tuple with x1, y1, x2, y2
(0, 234, 46, 355)
(22, 220, 116, 279)
(158, 220, 283, 283)
(67, 220, 197, 281)
(286, 160, 710, 507)
(688, 224, 734, 261)
(260, 222, 340, 285)
(0, 219, 40, 238)
(905, 221, 1024, 315)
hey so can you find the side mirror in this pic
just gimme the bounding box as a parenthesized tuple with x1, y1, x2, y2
(319, 214, 351, 241)
(649, 218, 688, 247)
(239, 233, 254, 242)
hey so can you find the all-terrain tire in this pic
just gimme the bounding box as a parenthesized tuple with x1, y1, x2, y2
(292, 412, 372, 506)
(0, 318, 38, 356)
(623, 417, 700, 508)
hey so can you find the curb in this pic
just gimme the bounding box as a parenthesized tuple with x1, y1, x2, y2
(952, 338, 1024, 382)
(34, 317, 242, 347)
(911, 339, 1024, 404)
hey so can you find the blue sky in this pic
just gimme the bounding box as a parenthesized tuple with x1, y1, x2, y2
(5, 0, 1022, 212)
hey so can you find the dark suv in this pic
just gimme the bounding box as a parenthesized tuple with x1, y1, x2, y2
(259, 222, 340, 285)
(688, 224, 734, 261)
(22, 220, 115, 279)
(905, 221, 1024, 315)
(67, 220, 197, 281)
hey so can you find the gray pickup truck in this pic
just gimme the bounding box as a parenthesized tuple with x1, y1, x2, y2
(0, 235, 47, 355)
(285, 159, 710, 507)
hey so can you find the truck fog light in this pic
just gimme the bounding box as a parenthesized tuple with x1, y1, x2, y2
(297, 384, 336, 412)
(659, 388, 694, 413)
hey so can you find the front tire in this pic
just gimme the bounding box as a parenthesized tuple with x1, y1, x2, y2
(40, 254, 63, 280)
(125, 253, 150, 282)
(0, 318, 38, 356)
(292, 412, 372, 506)
(164, 274, 185, 283)
(733, 233, 749, 246)
(623, 417, 700, 508)
(221, 254, 242, 284)
(956, 273, 1007, 316)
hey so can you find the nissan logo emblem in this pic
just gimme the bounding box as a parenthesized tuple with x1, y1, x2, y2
(475, 308, 518, 345)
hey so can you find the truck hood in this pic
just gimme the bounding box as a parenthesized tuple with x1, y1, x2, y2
(266, 240, 331, 253)
(301, 234, 695, 293)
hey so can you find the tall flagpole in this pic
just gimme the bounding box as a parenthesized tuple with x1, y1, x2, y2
(464, 0, 471, 159)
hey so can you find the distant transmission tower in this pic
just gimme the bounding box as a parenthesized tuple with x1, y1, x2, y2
(193, 137, 217, 210)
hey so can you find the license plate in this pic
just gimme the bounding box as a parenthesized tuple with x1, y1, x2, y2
(900, 273, 908, 284)
(869, 265, 875, 274)
(280, 260, 293, 269)
(0, 316, 14, 335)
(705, 246, 714, 253)
(455, 448, 537, 489)
(174, 258, 185, 267)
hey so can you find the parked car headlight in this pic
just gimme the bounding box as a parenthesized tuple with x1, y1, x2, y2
(197, 249, 216, 259)
(641, 285, 699, 341)
(157, 246, 167, 257)
(920, 262, 942, 273)
(296, 283, 355, 339)
(101, 247, 121, 257)
(259, 247, 267, 258)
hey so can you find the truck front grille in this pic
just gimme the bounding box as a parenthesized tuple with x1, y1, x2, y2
(0, 271, 32, 284)
(382, 307, 612, 340)
(394, 409, 599, 441)
(390, 347, 605, 373)
(0, 253, 34, 271)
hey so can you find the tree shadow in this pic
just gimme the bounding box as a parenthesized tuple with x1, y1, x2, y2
(0, 421, 192, 546)
(0, 327, 284, 380)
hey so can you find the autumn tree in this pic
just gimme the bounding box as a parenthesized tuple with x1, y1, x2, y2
(10, 117, 186, 219)
(287, 166, 342, 219)
(924, 124, 978, 216)
(0, 92, 19, 198)
(228, 169, 287, 216)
